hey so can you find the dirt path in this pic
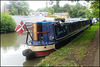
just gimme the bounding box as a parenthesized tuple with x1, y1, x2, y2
(79, 28, 100, 66)
(93, 47, 99, 66)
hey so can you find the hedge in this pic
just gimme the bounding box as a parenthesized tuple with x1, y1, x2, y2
(1, 12, 16, 33)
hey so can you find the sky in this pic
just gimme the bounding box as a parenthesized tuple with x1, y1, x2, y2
(1, 1, 91, 11)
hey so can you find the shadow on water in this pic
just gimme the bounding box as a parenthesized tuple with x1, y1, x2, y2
(55, 28, 87, 49)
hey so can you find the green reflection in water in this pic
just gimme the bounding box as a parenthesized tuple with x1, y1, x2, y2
(1, 32, 18, 50)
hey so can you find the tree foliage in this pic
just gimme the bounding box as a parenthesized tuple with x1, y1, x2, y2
(11, 5, 18, 15)
(46, 7, 54, 16)
(6, 1, 31, 16)
(52, 5, 60, 13)
(90, 0, 99, 18)
(66, 12, 70, 18)
(37, 2, 91, 18)
(0, 12, 16, 33)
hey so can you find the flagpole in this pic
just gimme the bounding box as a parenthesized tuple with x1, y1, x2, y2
(24, 23, 33, 43)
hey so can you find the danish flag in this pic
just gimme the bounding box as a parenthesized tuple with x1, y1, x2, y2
(15, 21, 25, 35)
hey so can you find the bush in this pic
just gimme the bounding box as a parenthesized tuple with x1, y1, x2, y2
(0, 12, 16, 33)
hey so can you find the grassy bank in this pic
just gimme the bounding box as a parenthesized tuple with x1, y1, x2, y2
(38, 22, 99, 66)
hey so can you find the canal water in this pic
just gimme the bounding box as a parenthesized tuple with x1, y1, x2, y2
(1, 32, 44, 66)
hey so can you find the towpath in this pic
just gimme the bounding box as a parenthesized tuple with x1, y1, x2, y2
(79, 28, 100, 66)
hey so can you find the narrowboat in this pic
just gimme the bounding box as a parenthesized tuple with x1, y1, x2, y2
(22, 18, 90, 59)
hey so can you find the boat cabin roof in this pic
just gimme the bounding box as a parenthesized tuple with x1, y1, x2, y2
(12, 15, 88, 24)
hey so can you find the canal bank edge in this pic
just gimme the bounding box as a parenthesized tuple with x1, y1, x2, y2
(37, 22, 99, 66)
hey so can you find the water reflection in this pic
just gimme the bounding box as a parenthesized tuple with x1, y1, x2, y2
(1, 32, 44, 66)
(1, 32, 18, 50)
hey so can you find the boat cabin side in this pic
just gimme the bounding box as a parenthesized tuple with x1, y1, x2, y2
(25, 19, 90, 46)
(25, 21, 56, 46)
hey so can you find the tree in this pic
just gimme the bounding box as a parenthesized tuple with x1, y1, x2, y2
(75, 2, 82, 10)
(11, 5, 18, 15)
(58, 7, 64, 13)
(52, 5, 60, 13)
(90, 0, 99, 18)
(36, 1, 91, 18)
(6, 1, 30, 16)
(63, 3, 71, 13)
(68, 2, 91, 18)
(70, 6, 78, 18)
(1, 12, 16, 33)
(52, 0, 60, 13)
(46, 7, 54, 15)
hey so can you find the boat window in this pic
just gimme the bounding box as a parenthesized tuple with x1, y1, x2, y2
(54, 23, 68, 39)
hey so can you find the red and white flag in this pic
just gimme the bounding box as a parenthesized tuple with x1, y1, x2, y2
(15, 21, 25, 35)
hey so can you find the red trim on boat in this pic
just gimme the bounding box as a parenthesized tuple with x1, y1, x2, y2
(34, 49, 55, 57)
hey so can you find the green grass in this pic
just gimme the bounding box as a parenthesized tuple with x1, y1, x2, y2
(37, 22, 99, 66)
